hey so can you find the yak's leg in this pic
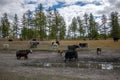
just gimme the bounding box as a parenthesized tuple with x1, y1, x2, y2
(64, 59, 67, 62)
(17, 56, 21, 60)
(24, 55, 28, 59)
(97, 48, 100, 55)
(99, 50, 101, 55)
(74, 51, 78, 61)
(64, 52, 68, 62)
(97, 50, 101, 55)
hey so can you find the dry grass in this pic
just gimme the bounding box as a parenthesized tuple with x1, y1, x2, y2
(0, 39, 120, 51)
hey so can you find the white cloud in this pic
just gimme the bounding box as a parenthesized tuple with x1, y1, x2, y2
(0, 0, 119, 26)
(58, 1, 105, 26)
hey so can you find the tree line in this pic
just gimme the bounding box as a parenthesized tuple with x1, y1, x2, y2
(0, 4, 120, 40)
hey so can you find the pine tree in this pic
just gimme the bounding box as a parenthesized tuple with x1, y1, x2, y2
(46, 7, 53, 39)
(49, 9, 66, 40)
(89, 13, 98, 39)
(84, 13, 89, 37)
(69, 17, 78, 39)
(53, 9, 60, 40)
(12, 14, 19, 38)
(110, 12, 120, 41)
(77, 16, 85, 37)
(34, 4, 47, 40)
(59, 16, 66, 40)
(26, 10, 34, 39)
(21, 14, 28, 39)
(66, 26, 71, 39)
(101, 14, 107, 39)
(1, 13, 10, 38)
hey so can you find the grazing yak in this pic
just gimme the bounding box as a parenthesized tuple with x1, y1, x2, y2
(52, 40, 60, 48)
(30, 41, 39, 48)
(8, 39, 13, 42)
(113, 38, 119, 42)
(67, 45, 79, 51)
(79, 43, 88, 48)
(97, 47, 102, 55)
(3, 44, 9, 50)
(64, 45, 79, 62)
(16, 49, 32, 59)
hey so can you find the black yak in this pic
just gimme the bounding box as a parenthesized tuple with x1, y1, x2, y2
(79, 43, 88, 48)
(97, 48, 102, 55)
(67, 45, 79, 50)
(113, 38, 119, 42)
(64, 45, 79, 62)
(16, 49, 32, 59)
(65, 50, 78, 62)
(8, 39, 13, 42)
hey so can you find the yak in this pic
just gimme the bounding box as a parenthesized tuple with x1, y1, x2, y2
(97, 47, 102, 55)
(30, 41, 39, 48)
(113, 38, 119, 42)
(79, 43, 88, 48)
(67, 45, 79, 50)
(64, 45, 79, 62)
(52, 41, 60, 48)
(16, 49, 32, 59)
(65, 50, 78, 62)
(3, 44, 9, 50)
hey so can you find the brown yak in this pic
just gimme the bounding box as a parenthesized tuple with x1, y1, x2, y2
(16, 50, 32, 59)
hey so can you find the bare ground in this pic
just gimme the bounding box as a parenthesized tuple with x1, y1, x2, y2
(0, 50, 120, 80)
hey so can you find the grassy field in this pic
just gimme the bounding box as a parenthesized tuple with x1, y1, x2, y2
(0, 39, 120, 80)
(0, 39, 120, 51)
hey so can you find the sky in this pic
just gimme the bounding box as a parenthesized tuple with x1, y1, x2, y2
(0, 0, 120, 26)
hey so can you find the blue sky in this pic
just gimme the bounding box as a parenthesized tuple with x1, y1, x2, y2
(23, 0, 103, 11)
(0, 0, 120, 25)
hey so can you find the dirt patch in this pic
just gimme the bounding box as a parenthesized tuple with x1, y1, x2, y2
(0, 50, 120, 80)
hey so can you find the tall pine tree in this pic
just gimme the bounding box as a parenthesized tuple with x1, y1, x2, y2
(49, 9, 66, 40)
(89, 13, 98, 39)
(101, 14, 107, 40)
(46, 7, 53, 39)
(69, 17, 78, 39)
(77, 16, 85, 37)
(84, 13, 89, 37)
(110, 12, 120, 41)
(12, 14, 19, 38)
(21, 14, 27, 39)
(1, 13, 10, 38)
(34, 4, 46, 40)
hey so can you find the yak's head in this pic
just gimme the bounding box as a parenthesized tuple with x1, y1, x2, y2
(26, 49, 32, 54)
(30, 50, 32, 53)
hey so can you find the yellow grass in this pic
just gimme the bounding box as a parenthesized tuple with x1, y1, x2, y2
(59, 40, 120, 50)
(0, 39, 120, 51)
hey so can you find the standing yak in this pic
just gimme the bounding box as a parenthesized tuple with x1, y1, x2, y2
(30, 41, 39, 48)
(64, 45, 79, 62)
(16, 50, 32, 59)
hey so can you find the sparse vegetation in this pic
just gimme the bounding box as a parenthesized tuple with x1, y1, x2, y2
(0, 39, 120, 51)
(0, 40, 120, 80)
